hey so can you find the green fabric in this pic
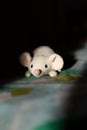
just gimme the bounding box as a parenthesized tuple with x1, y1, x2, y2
(33, 119, 65, 130)
(59, 69, 80, 76)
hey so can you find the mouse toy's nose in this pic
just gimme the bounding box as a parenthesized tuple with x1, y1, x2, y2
(34, 69, 42, 75)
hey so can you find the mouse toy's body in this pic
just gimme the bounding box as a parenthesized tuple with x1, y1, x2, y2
(19, 46, 64, 78)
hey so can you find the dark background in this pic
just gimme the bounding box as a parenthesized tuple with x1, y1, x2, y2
(0, 0, 87, 81)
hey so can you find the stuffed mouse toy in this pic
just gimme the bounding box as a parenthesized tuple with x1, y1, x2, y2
(19, 46, 64, 77)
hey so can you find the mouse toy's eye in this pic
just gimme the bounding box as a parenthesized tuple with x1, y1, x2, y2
(45, 64, 48, 68)
(31, 64, 33, 68)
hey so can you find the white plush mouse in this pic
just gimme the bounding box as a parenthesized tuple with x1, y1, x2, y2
(19, 46, 64, 77)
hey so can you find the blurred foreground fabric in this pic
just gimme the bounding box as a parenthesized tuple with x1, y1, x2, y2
(0, 44, 87, 130)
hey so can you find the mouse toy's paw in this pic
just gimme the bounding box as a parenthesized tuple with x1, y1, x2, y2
(25, 71, 31, 77)
(49, 71, 57, 77)
(58, 69, 61, 72)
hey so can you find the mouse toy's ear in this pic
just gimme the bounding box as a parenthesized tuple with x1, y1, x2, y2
(49, 53, 64, 71)
(19, 52, 32, 67)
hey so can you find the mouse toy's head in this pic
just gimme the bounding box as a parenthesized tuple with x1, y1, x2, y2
(19, 52, 64, 77)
